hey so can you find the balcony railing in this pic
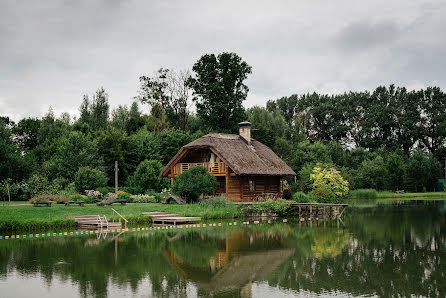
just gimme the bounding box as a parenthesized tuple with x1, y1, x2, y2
(172, 162, 227, 176)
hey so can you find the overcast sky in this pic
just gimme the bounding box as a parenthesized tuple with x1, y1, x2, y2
(1, 0, 446, 121)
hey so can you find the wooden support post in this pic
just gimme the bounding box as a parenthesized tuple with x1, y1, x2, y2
(6, 183, 11, 202)
(338, 206, 346, 218)
(114, 161, 118, 194)
(225, 165, 229, 200)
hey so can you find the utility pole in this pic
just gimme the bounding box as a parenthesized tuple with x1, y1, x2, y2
(6, 183, 11, 202)
(115, 161, 118, 194)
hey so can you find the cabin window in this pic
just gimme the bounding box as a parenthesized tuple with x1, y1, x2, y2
(249, 179, 255, 192)
(265, 178, 270, 191)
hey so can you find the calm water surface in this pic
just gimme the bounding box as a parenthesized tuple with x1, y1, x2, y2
(0, 200, 445, 297)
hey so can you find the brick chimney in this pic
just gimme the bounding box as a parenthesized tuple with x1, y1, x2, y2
(238, 121, 251, 145)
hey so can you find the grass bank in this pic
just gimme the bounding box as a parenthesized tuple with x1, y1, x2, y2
(348, 189, 446, 200)
(0, 203, 244, 232)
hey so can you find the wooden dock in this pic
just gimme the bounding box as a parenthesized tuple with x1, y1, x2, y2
(73, 215, 122, 230)
(142, 212, 201, 226)
(238, 202, 348, 219)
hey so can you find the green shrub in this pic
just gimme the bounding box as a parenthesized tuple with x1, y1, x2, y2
(26, 174, 52, 196)
(29, 195, 51, 204)
(117, 191, 132, 202)
(309, 166, 349, 204)
(198, 196, 227, 207)
(282, 188, 292, 200)
(172, 166, 217, 203)
(49, 194, 71, 203)
(29, 194, 70, 204)
(71, 194, 87, 202)
(74, 167, 108, 192)
(82, 196, 97, 204)
(292, 191, 310, 203)
(347, 189, 377, 199)
(132, 194, 158, 203)
(245, 199, 290, 216)
(96, 187, 115, 195)
(145, 190, 163, 202)
(119, 186, 138, 195)
(127, 160, 169, 193)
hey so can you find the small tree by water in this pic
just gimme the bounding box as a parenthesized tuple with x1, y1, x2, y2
(309, 166, 349, 203)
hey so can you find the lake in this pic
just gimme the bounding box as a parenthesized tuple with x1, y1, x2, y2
(0, 200, 445, 297)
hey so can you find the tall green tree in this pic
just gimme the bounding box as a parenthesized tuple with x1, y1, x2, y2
(266, 94, 298, 126)
(138, 69, 191, 130)
(127, 160, 168, 193)
(187, 52, 252, 132)
(246, 106, 289, 148)
(90, 87, 110, 130)
(419, 87, 446, 160)
(406, 150, 442, 192)
(386, 152, 406, 191)
(355, 156, 388, 190)
(44, 131, 103, 180)
(78, 88, 109, 131)
(97, 128, 129, 186)
(12, 118, 41, 150)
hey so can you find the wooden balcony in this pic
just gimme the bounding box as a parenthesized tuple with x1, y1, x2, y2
(172, 162, 227, 177)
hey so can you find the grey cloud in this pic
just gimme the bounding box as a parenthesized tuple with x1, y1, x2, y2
(336, 20, 401, 50)
(0, 0, 445, 121)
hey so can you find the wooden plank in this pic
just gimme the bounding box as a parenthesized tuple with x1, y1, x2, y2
(148, 213, 178, 219)
(142, 212, 169, 216)
(155, 217, 201, 221)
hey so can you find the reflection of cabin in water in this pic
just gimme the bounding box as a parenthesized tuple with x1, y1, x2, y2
(160, 122, 296, 201)
(161, 230, 295, 295)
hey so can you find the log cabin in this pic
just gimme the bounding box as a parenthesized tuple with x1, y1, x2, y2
(160, 121, 296, 202)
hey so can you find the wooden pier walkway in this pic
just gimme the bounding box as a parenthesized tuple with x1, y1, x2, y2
(73, 215, 122, 230)
(237, 201, 348, 219)
(142, 212, 201, 225)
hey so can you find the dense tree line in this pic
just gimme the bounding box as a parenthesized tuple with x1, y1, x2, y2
(264, 85, 446, 192)
(1, 52, 445, 200)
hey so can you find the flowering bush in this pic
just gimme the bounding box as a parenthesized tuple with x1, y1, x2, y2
(309, 166, 349, 204)
(117, 191, 132, 202)
(85, 190, 102, 197)
(131, 194, 158, 203)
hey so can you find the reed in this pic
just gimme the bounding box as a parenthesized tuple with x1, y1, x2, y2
(348, 189, 378, 199)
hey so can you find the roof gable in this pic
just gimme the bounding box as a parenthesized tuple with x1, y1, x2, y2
(161, 133, 296, 177)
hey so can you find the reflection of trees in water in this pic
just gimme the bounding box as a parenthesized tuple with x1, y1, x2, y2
(268, 202, 446, 297)
(0, 202, 445, 297)
(0, 234, 185, 298)
(311, 230, 349, 258)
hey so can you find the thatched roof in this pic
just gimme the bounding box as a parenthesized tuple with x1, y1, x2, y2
(161, 133, 296, 176)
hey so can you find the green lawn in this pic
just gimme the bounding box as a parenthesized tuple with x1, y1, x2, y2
(0, 201, 29, 205)
(376, 191, 446, 199)
(348, 189, 446, 200)
(0, 203, 243, 232)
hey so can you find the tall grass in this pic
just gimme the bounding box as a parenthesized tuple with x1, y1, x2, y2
(0, 203, 244, 232)
(292, 192, 310, 203)
(348, 189, 446, 199)
(348, 189, 378, 199)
